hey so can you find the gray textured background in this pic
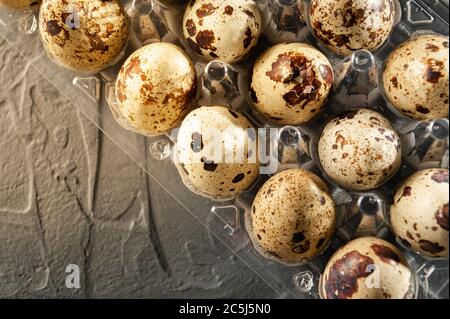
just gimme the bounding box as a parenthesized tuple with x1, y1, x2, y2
(0, 38, 277, 298)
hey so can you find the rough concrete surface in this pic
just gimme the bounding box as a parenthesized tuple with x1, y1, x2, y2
(0, 38, 277, 298)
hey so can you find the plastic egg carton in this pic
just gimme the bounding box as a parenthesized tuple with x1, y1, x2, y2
(0, 0, 448, 299)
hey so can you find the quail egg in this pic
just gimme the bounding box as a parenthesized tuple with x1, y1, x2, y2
(116, 42, 196, 136)
(250, 43, 334, 125)
(39, 0, 128, 73)
(0, 0, 40, 8)
(320, 237, 415, 299)
(310, 0, 396, 56)
(390, 168, 449, 258)
(176, 106, 259, 199)
(383, 34, 449, 120)
(183, 0, 262, 63)
(318, 109, 401, 191)
(250, 169, 336, 264)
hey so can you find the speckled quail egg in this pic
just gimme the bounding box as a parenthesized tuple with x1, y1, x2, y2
(250, 43, 334, 125)
(310, 0, 396, 56)
(318, 109, 402, 191)
(39, 0, 128, 73)
(320, 237, 415, 299)
(176, 106, 259, 199)
(183, 0, 262, 63)
(390, 168, 449, 258)
(0, 0, 40, 8)
(116, 42, 196, 136)
(250, 169, 336, 264)
(383, 34, 449, 120)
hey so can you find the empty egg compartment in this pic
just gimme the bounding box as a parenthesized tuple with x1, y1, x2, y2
(0, 0, 448, 299)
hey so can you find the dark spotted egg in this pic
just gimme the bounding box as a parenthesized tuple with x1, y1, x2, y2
(320, 237, 415, 299)
(390, 169, 449, 258)
(115, 42, 196, 135)
(183, 0, 262, 63)
(383, 34, 449, 120)
(310, 0, 396, 56)
(176, 106, 259, 200)
(0, 0, 40, 8)
(250, 43, 334, 125)
(39, 0, 128, 73)
(318, 109, 402, 191)
(250, 169, 336, 264)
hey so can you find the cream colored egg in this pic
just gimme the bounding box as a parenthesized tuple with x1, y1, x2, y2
(250, 169, 336, 264)
(0, 0, 40, 8)
(116, 42, 196, 136)
(183, 0, 262, 63)
(390, 169, 449, 258)
(310, 0, 396, 56)
(320, 237, 415, 299)
(250, 43, 333, 125)
(318, 109, 401, 191)
(383, 34, 449, 120)
(39, 0, 128, 73)
(176, 106, 259, 199)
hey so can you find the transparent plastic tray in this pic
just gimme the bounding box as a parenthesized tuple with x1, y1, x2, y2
(0, 0, 448, 299)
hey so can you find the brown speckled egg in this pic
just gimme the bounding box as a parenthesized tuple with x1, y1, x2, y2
(383, 34, 449, 120)
(250, 169, 336, 264)
(0, 0, 40, 8)
(318, 109, 401, 191)
(320, 237, 415, 299)
(250, 43, 333, 125)
(310, 0, 396, 56)
(176, 106, 259, 200)
(116, 42, 196, 136)
(183, 0, 262, 63)
(390, 169, 449, 258)
(39, 0, 128, 73)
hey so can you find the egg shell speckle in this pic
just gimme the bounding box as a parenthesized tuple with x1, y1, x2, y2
(39, 0, 128, 73)
(390, 168, 449, 258)
(250, 43, 334, 125)
(321, 237, 414, 299)
(310, 0, 396, 56)
(318, 109, 401, 191)
(183, 0, 262, 63)
(383, 34, 449, 120)
(0, 0, 40, 8)
(115, 42, 197, 136)
(251, 169, 336, 264)
(176, 106, 259, 199)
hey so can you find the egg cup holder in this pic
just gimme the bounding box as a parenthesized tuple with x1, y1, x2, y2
(0, 0, 448, 299)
